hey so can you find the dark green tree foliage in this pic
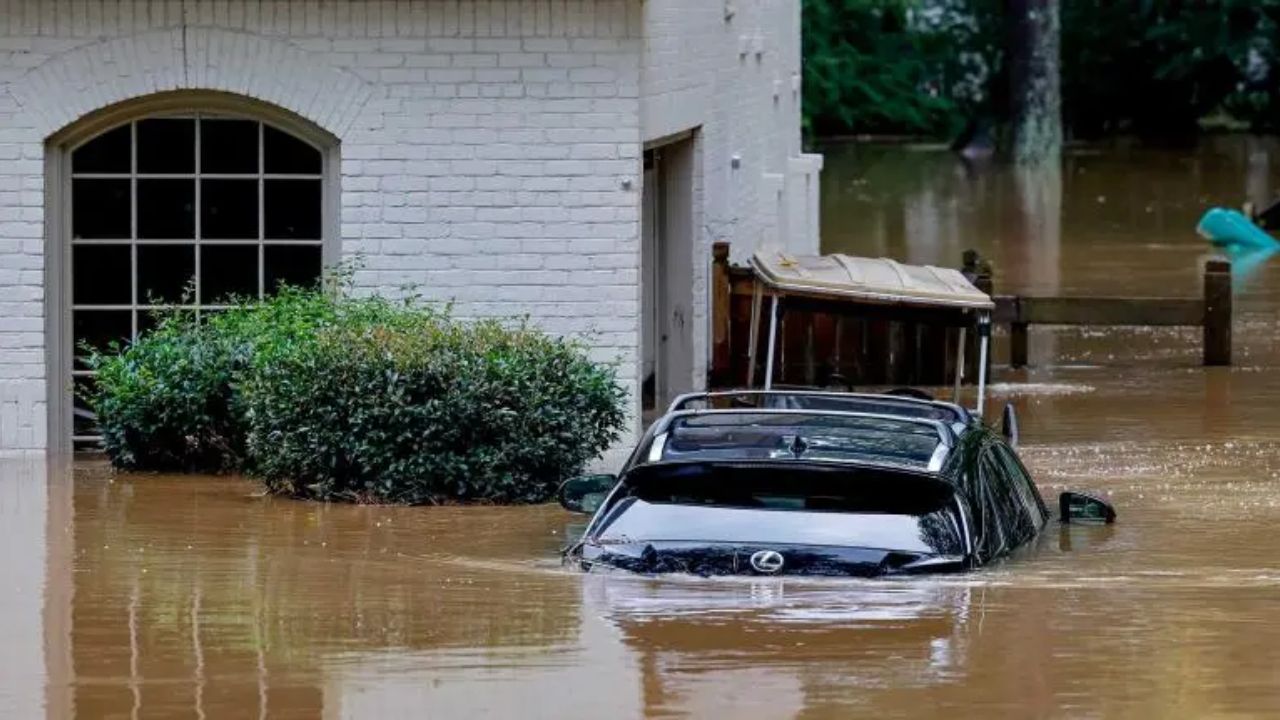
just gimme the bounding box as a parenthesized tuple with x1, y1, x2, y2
(803, 0, 1280, 140)
(86, 289, 627, 504)
(802, 0, 997, 138)
(1062, 0, 1280, 137)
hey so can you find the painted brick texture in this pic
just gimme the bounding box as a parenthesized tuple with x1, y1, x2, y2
(643, 0, 819, 258)
(0, 0, 818, 458)
(640, 0, 822, 397)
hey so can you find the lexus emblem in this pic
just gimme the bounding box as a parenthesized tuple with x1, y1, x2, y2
(749, 550, 785, 574)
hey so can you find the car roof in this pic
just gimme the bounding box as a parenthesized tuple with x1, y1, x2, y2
(667, 390, 973, 428)
(643, 394, 963, 473)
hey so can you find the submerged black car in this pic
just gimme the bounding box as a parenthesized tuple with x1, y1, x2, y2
(560, 390, 1114, 577)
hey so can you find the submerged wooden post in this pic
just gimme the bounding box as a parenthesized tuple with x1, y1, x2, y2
(966, 269, 994, 382)
(888, 321, 909, 385)
(746, 279, 763, 387)
(803, 317, 817, 386)
(1010, 320, 1029, 368)
(711, 242, 732, 383)
(916, 320, 949, 385)
(1203, 259, 1232, 366)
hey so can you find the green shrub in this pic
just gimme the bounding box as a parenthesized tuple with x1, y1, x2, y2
(86, 287, 628, 504)
(240, 309, 627, 504)
(85, 287, 340, 472)
(86, 310, 239, 472)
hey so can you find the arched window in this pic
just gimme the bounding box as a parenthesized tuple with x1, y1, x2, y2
(66, 112, 330, 447)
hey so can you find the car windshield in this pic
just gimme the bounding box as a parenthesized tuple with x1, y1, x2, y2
(656, 412, 943, 468)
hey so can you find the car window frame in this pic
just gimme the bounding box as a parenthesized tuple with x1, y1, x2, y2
(975, 451, 1010, 559)
(992, 442, 1049, 528)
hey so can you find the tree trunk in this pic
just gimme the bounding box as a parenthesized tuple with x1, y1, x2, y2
(1007, 0, 1062, 166)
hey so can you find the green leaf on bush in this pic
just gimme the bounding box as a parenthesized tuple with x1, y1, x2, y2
(85, 285, 627, 505)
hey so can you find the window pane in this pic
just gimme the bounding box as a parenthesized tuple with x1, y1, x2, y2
(137, 244, 195, 304)
(201, 179, 259, 239)
(73, 375, 99, 437)
(264, 180, 321, 239)
(73, 245, 132, 305)
(137, 118, 195, 174)
(137, 179, 195, 239)
(264, 125, 321, 174)
(73, 310, 132, 367)
(200, 245, 259, 303)
(72, 179, 131, 239)
(264, 245, 322, 293)
(72, 125, 131, 174)
(201, 119, 259, 174)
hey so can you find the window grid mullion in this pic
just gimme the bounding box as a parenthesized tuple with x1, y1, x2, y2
(129, 120, 138, 341)
(72, 238, 322, 245)
(71, 304, 236, 312)
(194, 113, 203, 317)
(72, 173, 321, 180)
(259, 121, 266, 299)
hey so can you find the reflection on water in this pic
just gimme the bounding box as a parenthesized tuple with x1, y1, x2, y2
(822, 136, 1280, 305)
(9, 136, 1280, 717)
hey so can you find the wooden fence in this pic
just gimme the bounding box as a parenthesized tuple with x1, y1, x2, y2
(998, 259, 1232, 367)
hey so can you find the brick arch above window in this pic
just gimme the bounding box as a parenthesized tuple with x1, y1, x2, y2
(10, 27, 374, 143)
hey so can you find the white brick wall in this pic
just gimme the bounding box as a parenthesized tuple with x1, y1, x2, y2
(640, 0, 823, 404)
(642, 0, 820, 259)
(0, 0, 818, 458)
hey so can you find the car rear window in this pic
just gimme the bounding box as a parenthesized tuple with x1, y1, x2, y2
(658, 412, 942, 468)
(596, 500, 964, 555)
(624, 462, 956, 516)
(598, 463, 965, 555)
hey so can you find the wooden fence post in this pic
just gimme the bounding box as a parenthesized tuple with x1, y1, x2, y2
(711, 242, 732, 383)
(1010, 314, 1029, 369)
(1203, 259, 1232, 366)
(967, 269, 993, 382)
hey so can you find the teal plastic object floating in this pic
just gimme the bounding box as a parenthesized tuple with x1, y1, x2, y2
(1197, 207, 1280, 249)
(1222, 242, 1278, 285)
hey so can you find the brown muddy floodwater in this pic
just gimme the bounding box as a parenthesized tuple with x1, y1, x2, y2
(9, 135, 1280, 719)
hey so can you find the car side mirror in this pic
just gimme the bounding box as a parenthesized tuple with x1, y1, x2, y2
(1001, 403, 1019, 449)
(1059, 491, 1116, 524)
(558, 474, 616, 514)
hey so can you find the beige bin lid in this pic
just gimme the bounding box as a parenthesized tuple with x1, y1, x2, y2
(750, 249, 994, 311)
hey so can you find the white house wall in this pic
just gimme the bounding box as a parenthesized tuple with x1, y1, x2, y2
(0, 0, 645, 454)
(0, 0, 819, 456)
(642, 0, 820, 259)
(641, 0, 823, 399)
